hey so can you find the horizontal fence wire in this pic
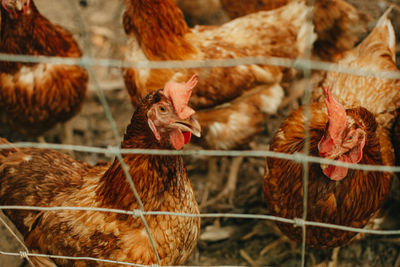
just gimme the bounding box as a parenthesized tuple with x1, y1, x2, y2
(0, 1, 399, 266)
(0, 143, 399, 172)
(0, 53, 399, 80)
(2, 205, 400, 235)
(0, 249, 247, 267)
(0, 251, 146, 267)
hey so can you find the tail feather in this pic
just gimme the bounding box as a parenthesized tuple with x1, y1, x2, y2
(0, 138, 17, 159)
(357, 7, 396, 63)
(373, 6, 396, 61)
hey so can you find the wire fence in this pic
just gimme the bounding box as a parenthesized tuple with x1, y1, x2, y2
(0, 0, 399, 266)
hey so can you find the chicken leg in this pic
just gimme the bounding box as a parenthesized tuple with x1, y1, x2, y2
(328, 247, 340, 267)
(200, 157, 219, 207)
(61, 120, 74, 145)
(259, 221, 298, 256)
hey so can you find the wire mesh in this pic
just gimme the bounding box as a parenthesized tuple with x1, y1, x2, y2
(0, 0, 399, 266)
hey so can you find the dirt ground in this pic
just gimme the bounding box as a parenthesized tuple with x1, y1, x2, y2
(1, 0, 400, 266)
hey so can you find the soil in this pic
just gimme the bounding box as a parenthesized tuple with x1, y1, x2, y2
(1, 0, 400, 266)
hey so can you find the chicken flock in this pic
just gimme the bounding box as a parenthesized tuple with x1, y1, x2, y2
(0, 0, 399, 266)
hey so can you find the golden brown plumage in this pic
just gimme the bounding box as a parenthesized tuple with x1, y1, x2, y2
(0, 0, 88, 136)
(264, 10, 399, 248)
(220, 0, 371, 61)
(0, 79, 201, 266)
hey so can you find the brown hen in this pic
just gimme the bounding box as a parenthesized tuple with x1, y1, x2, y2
(0, 0, 88, 139)
(264, 9, 399, 249)
(265, 94, 393, 248)
(0, 77, 201, 266)
(123, 0, 316, 205)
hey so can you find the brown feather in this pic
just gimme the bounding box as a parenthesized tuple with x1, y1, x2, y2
(265, 13, 398, 247)
(0, 90, 200, 265)
(0, 0, 88, 136)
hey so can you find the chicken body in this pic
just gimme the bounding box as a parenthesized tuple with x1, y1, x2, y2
(265, 103, 393, 247)
(264, 11, 399, 247)
(0, 0, 88, 136)
(123, 0, 315, 151)
(220, 0, 370, 61)
(0, 86, 201, 266)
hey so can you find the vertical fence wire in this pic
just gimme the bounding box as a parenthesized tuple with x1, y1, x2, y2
(67, 0, 162, 264)
(299, 0, 317, 265)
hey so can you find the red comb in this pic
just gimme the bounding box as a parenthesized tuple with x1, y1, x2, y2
(323, 86, 347, 140)
(163, 75, 198, 119)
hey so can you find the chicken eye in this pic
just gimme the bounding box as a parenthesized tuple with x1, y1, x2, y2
(158, 105, 168, 114)
(345, 133, 355, 143)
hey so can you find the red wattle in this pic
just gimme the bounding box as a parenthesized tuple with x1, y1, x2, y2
(183, 132, 191, 144)
(323, 165, 348, 181)
(169, 130, 184, 150)
(322, 155, 351, 181)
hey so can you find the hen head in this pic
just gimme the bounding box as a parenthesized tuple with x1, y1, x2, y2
(1, 0, 30, 19)
(146, 75, 201, 150)
(317, 87, 366, 181)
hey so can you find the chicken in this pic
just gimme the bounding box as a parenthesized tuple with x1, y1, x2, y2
(220, 0, 371, 61)
(0, 0, 88, 140)
(265, 89, 394, 248)
(264, 9, 399, 249)
(0, 76, 201, 266)
(123, 0, 316, 205)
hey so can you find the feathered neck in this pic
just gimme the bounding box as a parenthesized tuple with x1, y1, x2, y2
(97, 106, 186, 210)
(123, 0, 196, 60)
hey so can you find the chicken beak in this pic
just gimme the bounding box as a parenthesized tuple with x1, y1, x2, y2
(171, 117, 201, 138)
